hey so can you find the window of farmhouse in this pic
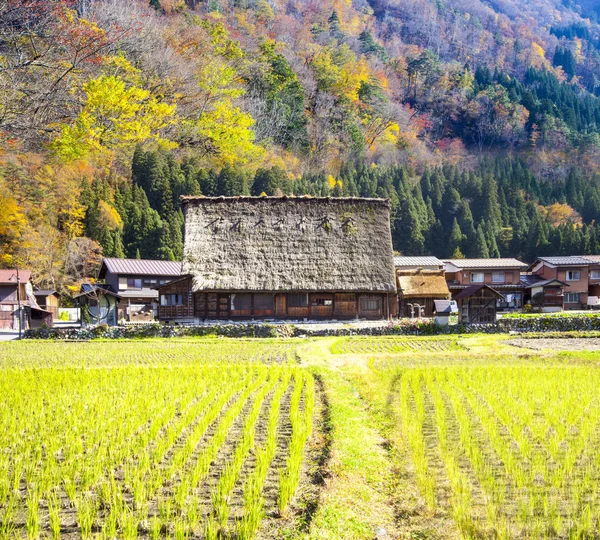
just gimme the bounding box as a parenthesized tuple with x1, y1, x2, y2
(231, 294, 251, 311)
(470, 272, 485, 283)
(287, 294, 309, 308)
(566, 271, 581, 281)
(565, 292, 580, 303)
(254, 294, 274, 310)
(360, 297, 381, 311)
(160, 294, 183, 306)
(127, 278, 142, 289)
(492, 272, 505, 283)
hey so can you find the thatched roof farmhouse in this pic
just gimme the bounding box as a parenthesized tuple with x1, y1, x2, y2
(157, 196, 397, 322)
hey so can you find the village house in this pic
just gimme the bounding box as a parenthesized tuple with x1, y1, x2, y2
(0, 269, 53, 331)
(583, 255, 600, 305)
(519, 274, 567, 312)
(527, 256, 598, 310)
(98, 258, 182, 322)
(443, 258, 528, 311)
(157, 196, 397, 323)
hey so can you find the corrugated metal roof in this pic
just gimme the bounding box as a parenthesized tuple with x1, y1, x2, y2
(0, 269, 31, 284)
(538, 256, 592, 266)
(445, 258, 528, 269)
(34, 290, 57, 296)
(74, 284, 121, 299)
(101, 258, 182, 276)
(394, 256, 443, 267)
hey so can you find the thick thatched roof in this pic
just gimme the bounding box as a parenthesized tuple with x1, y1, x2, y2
(397, 269, 450, 298)
(181, 196, 396, 293)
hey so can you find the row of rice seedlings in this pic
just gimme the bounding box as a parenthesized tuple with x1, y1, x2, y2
(210, 371, 283, 536)
(440, 367, 600, 537)
(433, 371, 510, 537)
(0, 365, 264, 539)
(422, 372, 478, 537)
(237, 370, 292, 539)
(164, 367, 281, 538)
(331, 338, 460, 355)
(278, 371, 315, 514)
(397, 370, 436, 509)
(124, 367, 271, 537)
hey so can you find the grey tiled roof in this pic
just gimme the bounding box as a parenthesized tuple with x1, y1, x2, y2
(538, 256, 592, 266)
(394, 256, 443, 267)
(102, 258, 182, 276)
(444, 258, 528, 269)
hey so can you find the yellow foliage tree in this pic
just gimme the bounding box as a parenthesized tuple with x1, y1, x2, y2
(0, 183, 27, 266)
(52, 57, 178, 162)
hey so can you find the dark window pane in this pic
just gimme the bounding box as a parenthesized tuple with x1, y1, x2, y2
(232, 294, 251, 311)
(254, 294, 273, 310)
(360, 297, 381, 311)
(287, 294, 309, 307)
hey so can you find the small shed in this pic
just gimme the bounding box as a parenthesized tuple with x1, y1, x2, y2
(34, 290, 60, 320)
(454, 284, 503, 324)
(397, 269, 451, 318)
(433, 299, 458, 325)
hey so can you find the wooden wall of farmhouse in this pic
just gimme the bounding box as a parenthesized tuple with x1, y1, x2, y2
(158, 288, 396, 321)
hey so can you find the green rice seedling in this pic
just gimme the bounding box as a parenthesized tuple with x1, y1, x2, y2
(278, 371, 314, 514)
(25, 491, 40, 540)
(149, 515, 162, 540)
(47, 490, 62, 540)
(75, 496, 97, 540)
(120, 508, 138, 540)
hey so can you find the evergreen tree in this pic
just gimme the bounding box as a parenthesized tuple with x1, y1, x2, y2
(448, 218, 464, 257)
(252, 166, 288, 195)
(474, 225, 490, 258)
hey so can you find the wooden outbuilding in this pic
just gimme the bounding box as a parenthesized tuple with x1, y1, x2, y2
(454, 284, 503, 324)
(33, 290, 60, 321)
(157, 196, 398, 322)
(397, 269, 451, 318)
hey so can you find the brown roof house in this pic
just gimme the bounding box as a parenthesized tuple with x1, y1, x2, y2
(98, 258, 182, 322)
(157, 196, 398, 323)
(444, 258, 528, 311)
(0, 269, 53, 331)
(528, 256, 593, 310)
(396, 269, 450, 318)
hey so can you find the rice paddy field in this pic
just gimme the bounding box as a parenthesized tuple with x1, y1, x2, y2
(0, 341, 313, 540)
(2, 333, 600, 539)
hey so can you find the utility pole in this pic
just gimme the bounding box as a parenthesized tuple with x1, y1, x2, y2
(14, 266, 22, 339)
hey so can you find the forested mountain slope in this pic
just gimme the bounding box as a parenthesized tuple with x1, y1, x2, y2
(2, 0, 600, 291)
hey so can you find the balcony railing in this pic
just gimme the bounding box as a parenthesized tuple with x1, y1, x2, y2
(543, 295, 564, 307)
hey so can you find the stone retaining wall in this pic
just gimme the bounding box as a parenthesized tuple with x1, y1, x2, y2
(23, 315, 600, 340)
